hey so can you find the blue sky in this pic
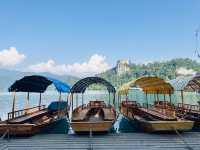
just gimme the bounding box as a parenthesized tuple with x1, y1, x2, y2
(0, 0, 200, 76)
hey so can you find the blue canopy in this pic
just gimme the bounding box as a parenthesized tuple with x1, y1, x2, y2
(48, 77, 71, 93)
(9, 75, 71, 93)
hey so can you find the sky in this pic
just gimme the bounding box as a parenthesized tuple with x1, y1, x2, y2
(0, 0, 200, 77)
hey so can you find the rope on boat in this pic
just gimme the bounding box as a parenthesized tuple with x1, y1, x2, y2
(173, 128, 193, 150)
(0, 130, 9, 140)
(0, 130, 9, 150)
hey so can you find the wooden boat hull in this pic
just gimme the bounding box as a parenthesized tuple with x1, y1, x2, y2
(120, 101, 194, 132)
(40, 117, 69, 134)
(0, 117, 69, 136)
(134, 116, 194, 132)
(71, 121, 114, 132)
(120, 111, 194, 133)
(71, 101, 117, 133)
(176, 104, 200, 126)
(179, 114, 200, 126)
(0, 124, 37, 136)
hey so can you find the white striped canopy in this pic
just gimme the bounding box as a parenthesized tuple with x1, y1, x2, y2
(169, 75, 200, 92)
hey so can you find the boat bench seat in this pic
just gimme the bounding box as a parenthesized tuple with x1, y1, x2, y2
(103, 108, 114, 120)
(8, 110, 48, 124)
(140, 108, 175, 121)
(72, 109, 89, 121)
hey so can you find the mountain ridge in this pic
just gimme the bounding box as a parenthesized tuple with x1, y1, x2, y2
(0, 69, 79, 92)
(1, 58, 200, 92)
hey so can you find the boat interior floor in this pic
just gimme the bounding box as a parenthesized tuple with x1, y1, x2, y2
(86, 108, 104, 122)
(8, 110, 48, 124)
(139, 108, 177, 121)
(7, 110, 62, 125)
(72, 107, 115, 122)
(122, 106, 177, 121)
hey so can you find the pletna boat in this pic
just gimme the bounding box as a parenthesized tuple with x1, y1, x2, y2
(118, 77, 194, 132)
(0, 75, 71, 136)
(169, 75, 200, 126)
(69, 77, 117, 133)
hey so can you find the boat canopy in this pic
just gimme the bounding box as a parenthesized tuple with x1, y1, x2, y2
(70, 77, 116, 93)
(8, 75, 71, 93)
(169, 75, 200, 92)
(118, 76, 174, 95)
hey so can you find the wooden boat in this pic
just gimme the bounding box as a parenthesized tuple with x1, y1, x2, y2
(0, 75, 71, 136)
(71, 101, 116, 132)
(176, 103, 200, 126)
(118, 77, 194, 132)
(169, 76, 200, 126)
(120, 101, 193, 132)
(70, 77, 117, 133)
(0, 104, 68, 135)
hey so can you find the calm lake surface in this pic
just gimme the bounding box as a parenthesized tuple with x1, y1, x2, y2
(0, 89, 200, 120)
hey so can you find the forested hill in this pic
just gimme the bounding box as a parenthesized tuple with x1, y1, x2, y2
(1, 58, 199, 91)
(97, 58, 200, 88)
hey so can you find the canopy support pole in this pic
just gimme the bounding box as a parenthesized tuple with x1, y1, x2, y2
(117, 95, 119, 107)
(82, 93, 84, 109)
(126, 94, 129, 116)
(59, 92, 62, 101)
(181, 90, 184, 113)
(26, 92, 30, 109)
(72, 94, 74, 111)
(164, 94, 166, 109)
(154, 94, 156, 102)
(66, 93, 69, 118)
(126, 94, 128, 102)
(58, 92, 62, 117)
(39, 93, 42, 110)
(66, 93, 69, 106)
(109, 92, 111, 105)
(11, 91, 16, 119)
(156, 92, 159, 102)
(113, 93, 115, 108)
(169, 92, 172, 104)
(146, 92, 148, 109)
(76, 94, 78, 108)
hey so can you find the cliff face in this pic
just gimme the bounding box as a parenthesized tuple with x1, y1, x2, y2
(116, 60, 131, 76)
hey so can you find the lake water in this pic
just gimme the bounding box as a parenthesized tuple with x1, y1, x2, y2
(0, 89, 200, 121)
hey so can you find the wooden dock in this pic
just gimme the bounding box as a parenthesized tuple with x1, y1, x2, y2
(1, 132, 200, 150)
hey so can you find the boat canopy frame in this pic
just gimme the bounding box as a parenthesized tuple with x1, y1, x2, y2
(70, 77, 116, 94)
(118, 76, 174, 96)
(8, 75, 71, 119)
(169, 75, 200, 92)
(69, 77, 116, 110)
(9, 75, 71, 93)
(117, 76, 174, 109)
(169, 74, 200, 111)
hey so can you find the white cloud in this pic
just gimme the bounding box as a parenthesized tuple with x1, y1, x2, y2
(28, 54, 110, 77)
(176, 67, 196, 76)
(0, 47, 26, 67)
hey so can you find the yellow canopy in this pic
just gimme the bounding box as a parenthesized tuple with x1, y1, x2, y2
(117, 77, 174, 96)
(117, 80, 136, 96)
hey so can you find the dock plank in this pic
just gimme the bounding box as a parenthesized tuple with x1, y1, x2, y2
(1, 132, 200, 150)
